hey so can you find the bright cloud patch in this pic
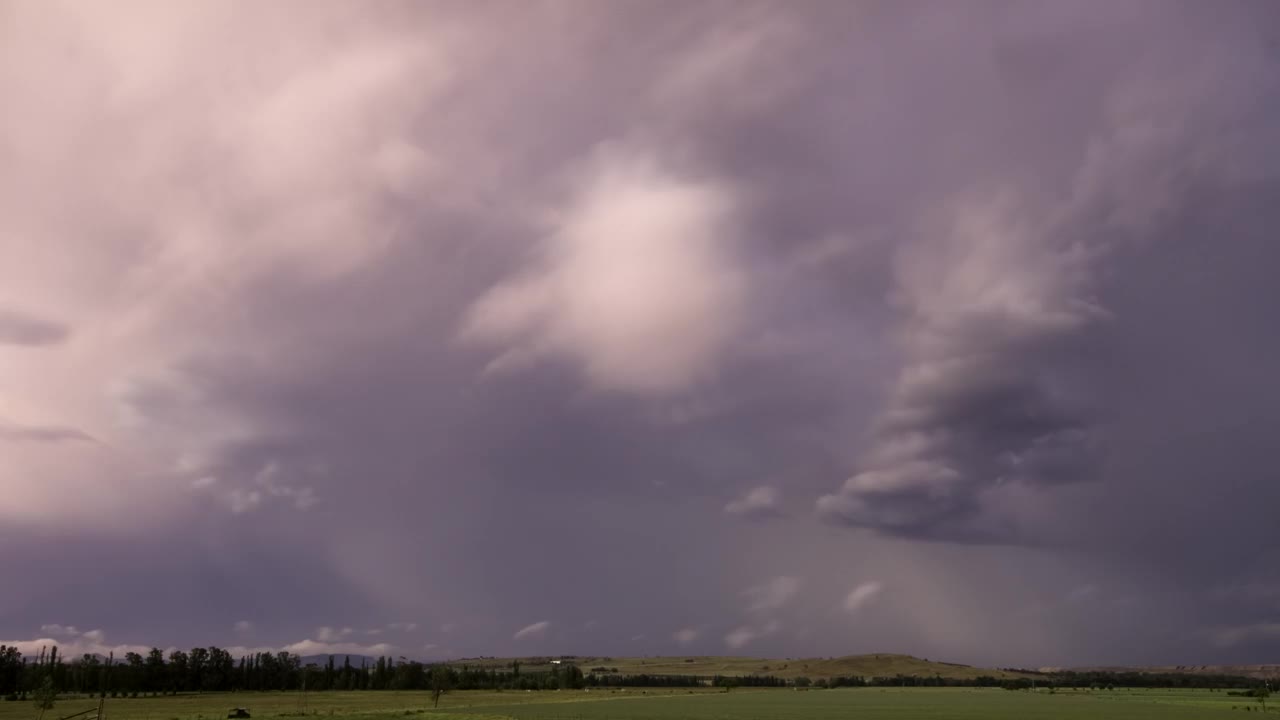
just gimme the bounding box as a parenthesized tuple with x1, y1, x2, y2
(462, 149, 745, 395)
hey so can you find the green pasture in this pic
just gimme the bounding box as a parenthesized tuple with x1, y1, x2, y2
(444, 687, 1263, 720)
(0, 687, 1268, 720)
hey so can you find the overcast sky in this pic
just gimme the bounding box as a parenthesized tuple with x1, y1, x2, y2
(2, 0, 1279, 669)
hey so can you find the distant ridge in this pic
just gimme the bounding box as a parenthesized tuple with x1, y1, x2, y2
(441, 653, 1037, 680)
(1064, 664, 1280, 680)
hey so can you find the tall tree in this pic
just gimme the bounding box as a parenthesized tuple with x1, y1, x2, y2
(430, 665, 450, 708)
(168, 651, 189, 693)
(33, 676, 56, 720)
(145, 649, 166, 693)
(188, 647, 209, 692)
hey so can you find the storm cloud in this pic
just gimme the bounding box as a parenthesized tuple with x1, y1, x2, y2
(2, 0, 1279, 669)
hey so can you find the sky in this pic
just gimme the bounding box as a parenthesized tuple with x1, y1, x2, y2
(2, 0, 1279, 669)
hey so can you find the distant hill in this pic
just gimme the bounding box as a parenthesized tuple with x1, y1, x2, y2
(444, 654, 1036, 680)
(297, 652, 1280, 681)
(1062, 664, 1280, 680)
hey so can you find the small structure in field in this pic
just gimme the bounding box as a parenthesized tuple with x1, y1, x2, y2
(227, 709, 251, 719)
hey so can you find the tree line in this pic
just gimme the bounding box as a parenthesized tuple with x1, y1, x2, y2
(0, 647, 596, 698)
(2, 645, 387, 698)
(1, 644, 1271, 700)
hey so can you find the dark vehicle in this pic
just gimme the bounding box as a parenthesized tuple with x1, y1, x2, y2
(228, 710, 250, 719)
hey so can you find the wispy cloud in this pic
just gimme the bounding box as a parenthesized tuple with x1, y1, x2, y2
(843, 581, 884, 613)
(1210, 623, 1280, 648)
(315, 626, 354, 642)
(673, 627, 700, 646)
(724, 621, 779, 650)
(512, 621, 550, 641)
(744, 576, 800, 613)
(724, 486, 782, 519)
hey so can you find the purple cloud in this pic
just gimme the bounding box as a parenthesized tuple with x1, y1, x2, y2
(1, 1, 1278, 670)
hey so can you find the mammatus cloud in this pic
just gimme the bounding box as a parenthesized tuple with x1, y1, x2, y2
(512, 621, 550, 641)
(724, 486, 781, 519)
(843, 581, 883, 614)
(672, 628, 700, 646)
(0, 308, 68, 346)
(461, 148, 745, 395)
(744, 576, 800, 613)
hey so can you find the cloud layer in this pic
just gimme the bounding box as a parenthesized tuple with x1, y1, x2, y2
(2, 0, 1279, 669)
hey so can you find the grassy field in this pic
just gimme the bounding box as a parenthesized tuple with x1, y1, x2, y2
(444, 688, 1262, 720)
(445, 654, 1034, 680)
(0, 687, 1265, 720)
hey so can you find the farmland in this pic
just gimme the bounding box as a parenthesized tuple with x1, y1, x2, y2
(0, 687, 1258, 720)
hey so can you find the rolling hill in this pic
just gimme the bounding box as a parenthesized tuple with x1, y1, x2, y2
(444, 653, 1036, 680)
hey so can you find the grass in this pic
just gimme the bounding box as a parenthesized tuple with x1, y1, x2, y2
(444, 687, 1261, 719)
(0, 687, 1265, 720)
(0, 690, 713, 720)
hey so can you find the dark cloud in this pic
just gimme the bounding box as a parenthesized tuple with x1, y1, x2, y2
(815, 1, 1280, 544)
